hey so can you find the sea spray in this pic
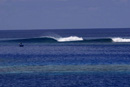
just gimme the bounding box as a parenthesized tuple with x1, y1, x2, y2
(41, 36, 83, 42)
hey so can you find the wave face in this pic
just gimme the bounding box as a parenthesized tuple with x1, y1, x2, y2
(1, 37, 57, 43)
(0, 36, 130, 43)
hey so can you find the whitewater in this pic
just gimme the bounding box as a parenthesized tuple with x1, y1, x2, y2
(43, 36, 130, 43)
(1, 36, 130, 43)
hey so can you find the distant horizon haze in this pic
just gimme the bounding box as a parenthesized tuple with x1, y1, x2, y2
(0, 0, 130, 30)
(0, 28, 130, 31)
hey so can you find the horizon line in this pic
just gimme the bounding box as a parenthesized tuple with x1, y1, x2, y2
(0, 28, 129, 31)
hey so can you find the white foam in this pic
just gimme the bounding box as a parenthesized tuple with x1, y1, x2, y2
(112, 38, 130, 42)
(57, 36, 83, 42)
(41, 36, 83, 42)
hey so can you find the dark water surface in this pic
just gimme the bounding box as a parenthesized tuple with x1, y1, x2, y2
(0, 28, 130, 87)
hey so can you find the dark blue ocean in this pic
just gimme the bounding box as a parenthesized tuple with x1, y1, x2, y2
(0, 28, 130, 87)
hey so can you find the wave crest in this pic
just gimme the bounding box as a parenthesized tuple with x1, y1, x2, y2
(1, 36, 130, 43)
(112, 38, 130, 42)
(56, 36, 83, 42)
(41, 36, 83, 42)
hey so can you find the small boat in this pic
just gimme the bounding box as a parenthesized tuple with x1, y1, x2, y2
(19, 43, 24, 47)
(19, 44, 24, 47)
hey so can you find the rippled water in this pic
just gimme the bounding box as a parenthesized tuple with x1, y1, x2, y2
(0, 29, 130, 87)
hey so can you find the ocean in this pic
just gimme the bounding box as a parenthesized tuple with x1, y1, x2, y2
(0, 28, 130, 87)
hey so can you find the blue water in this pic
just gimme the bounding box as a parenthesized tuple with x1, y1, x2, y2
(0, 28, 130, 87)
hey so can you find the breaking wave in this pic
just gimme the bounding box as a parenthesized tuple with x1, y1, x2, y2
(46, 36, 83, 42)
(112, 38, 130, 42)
(0, 36, 130, 43)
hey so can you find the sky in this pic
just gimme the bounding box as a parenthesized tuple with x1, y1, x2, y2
(0, 0, 130, 30)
